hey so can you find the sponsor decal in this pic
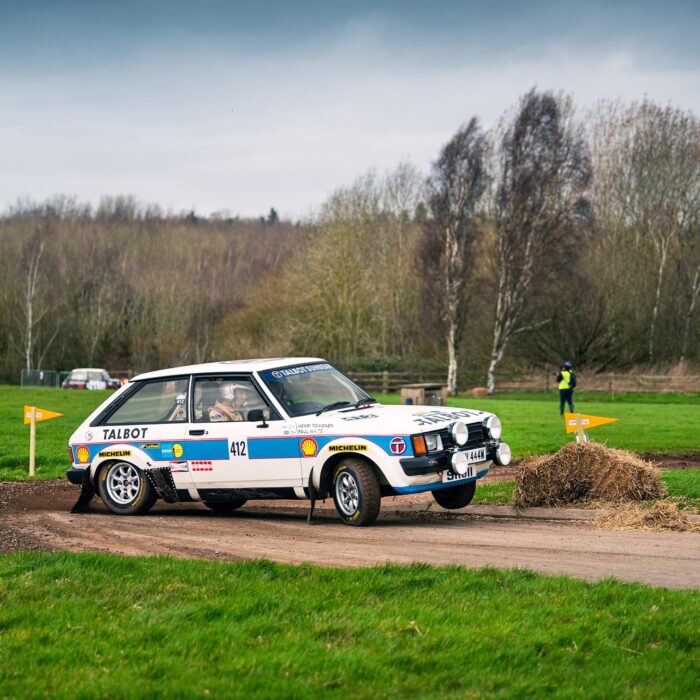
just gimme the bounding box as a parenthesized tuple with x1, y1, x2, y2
(264, 363, 333, 381)
(85, 431, 94, 441)
(142, 443, 161, 449)
(76, 445, 90, 464)
(191, 460, 213, 472)
(328, 444, 368, 452)
(390, 437, 407, 455)
(98, 449, 132, 458)
(411, 409, 478, 427)
(341, 414, 378, 421)
(169, 460, 189, 473)
(300, 437, 318, 457)
(102, 427, 149, 440)
(297, 422, 333, 435)
(172, 443, 184, 458)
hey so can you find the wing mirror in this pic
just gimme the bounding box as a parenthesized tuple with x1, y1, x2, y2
(248, 409, 269, 428)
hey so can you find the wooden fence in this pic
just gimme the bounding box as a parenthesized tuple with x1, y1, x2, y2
(344, 370, 700, 395)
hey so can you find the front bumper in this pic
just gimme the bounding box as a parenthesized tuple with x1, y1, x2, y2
(399, 441, 502, 477)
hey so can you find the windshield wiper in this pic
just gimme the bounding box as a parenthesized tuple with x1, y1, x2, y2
(354, 397, 376, 408)
(316, 401, 351, 416)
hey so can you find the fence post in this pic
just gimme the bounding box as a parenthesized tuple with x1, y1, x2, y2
(382, 371, 389, 395)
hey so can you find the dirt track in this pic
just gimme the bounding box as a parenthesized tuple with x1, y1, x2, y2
(1, 480, 699, 589)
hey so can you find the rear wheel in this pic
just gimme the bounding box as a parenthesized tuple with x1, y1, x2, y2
(203, 499, 247, 514)
(98, 461, 157, 515)
(433, 480, 476, 509)
(332, 458, 381, 526)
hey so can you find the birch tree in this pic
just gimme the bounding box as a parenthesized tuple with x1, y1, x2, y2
(15, 234, 59, 369)
(428, 118, 488, 394)
(486, 90, 591, 394)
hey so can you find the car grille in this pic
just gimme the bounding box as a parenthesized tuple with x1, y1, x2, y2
(438, 422, 485, 450)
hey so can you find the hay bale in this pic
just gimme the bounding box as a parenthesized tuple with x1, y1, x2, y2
(594, 501, 700, 533)
(515, 441, 665, 507)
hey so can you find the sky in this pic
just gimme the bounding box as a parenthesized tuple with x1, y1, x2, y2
(1, 1, 699, 219)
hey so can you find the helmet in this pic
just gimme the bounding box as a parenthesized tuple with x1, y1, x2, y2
(219, 383, 246, 402)
(563, 361, 573, 370)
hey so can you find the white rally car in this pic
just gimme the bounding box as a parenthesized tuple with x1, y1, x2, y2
(67, 358, 511, 526)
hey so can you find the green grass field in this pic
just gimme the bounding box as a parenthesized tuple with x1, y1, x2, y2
(1, 385, 699, 482)
(0, 552, 698, 698)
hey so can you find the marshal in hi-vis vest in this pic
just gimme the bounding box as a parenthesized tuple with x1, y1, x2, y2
(558, 370, 573, 390)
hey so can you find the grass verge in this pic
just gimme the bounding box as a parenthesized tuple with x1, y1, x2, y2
(1, 552, 699, 698)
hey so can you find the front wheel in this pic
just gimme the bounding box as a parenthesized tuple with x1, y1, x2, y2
(433, 480, 476, 509)
(332, 459, 381, 526)
(98, 461, 157, 515)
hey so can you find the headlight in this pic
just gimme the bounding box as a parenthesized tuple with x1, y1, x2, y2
(451, 451, 468, 475)
(424, 433, 443, 452)
(495, 442, 511, 466)
(451, 421, 469, 446)
(484, 415, 502, 440)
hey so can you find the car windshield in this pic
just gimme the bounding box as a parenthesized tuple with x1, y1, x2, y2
(259, 363, 370, 417)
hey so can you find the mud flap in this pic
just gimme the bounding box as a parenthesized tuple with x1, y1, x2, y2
(70, 469, 95, 514)
(146, 467, 179, 503)
(307, 471, 316, 525)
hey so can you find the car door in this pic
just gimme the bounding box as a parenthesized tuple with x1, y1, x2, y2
(189, 375, 302, 492)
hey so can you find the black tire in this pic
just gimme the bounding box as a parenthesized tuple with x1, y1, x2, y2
(433, 480, 476, 510)
(203, 499, 247, 514)
(98, 461, 157, 515)
(331, 458, 381, 526)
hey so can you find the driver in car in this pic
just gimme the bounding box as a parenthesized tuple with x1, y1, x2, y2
(209, 383, 247, 422)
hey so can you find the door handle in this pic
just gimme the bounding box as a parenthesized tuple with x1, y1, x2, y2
(189, 429, 207, 436)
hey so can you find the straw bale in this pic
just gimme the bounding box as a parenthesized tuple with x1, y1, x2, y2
(515, 441, 665, 507)
(594, 501, 700, 532)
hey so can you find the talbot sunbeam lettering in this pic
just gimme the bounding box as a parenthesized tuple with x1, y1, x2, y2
(66, 357, 511, 525)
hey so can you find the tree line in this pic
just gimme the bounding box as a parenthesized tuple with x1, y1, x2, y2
(1, 90, 698, 392)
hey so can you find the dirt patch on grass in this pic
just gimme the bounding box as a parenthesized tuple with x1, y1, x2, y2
(515, 442, 665, 507)
(595, 501, 700, 533)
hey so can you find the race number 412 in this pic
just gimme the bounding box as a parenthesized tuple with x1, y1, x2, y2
(230, 441, 247, 457)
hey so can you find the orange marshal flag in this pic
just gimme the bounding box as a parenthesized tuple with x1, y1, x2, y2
(24, 406, 64, 424)
(564, 412, 618, 434)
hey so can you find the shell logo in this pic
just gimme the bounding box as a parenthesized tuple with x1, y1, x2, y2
(76, 445, 90, 464)
(172, 444, 184, 458)
(300, 438, 318, 457)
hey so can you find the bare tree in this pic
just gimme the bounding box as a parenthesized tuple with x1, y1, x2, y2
(486, 90, 591, 394)
(428, 118, 488, 394)
(14, 233, 59, 369)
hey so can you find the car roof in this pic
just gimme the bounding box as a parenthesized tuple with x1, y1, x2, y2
(70, 368, 108, 373)
(131, 358, 326, 382)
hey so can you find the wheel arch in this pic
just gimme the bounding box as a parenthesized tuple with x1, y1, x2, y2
(317, 451, 383, 498)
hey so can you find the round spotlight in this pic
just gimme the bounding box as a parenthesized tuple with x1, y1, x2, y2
(484, 415, 502, 440)
(451, 450, 468, 475)
(451, 421, 469, 446)
(495, 442, 512, 466)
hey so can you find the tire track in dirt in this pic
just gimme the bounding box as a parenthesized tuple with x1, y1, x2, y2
(2, 481, 699, 588)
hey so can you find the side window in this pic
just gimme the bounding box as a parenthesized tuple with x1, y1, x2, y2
(193, 377, 278, 423)
(104, 378, 189, 425)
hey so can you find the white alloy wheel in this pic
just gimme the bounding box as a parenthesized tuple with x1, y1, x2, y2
(106, 462, 142, 504)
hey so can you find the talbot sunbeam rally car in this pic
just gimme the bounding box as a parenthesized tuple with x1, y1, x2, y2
(67, 358, 511, 526)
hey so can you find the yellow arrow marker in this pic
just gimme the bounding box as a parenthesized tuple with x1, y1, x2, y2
(24, 405, 64, 425)
(24, 405, 64, 477)
(564, 412, 618, 434)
